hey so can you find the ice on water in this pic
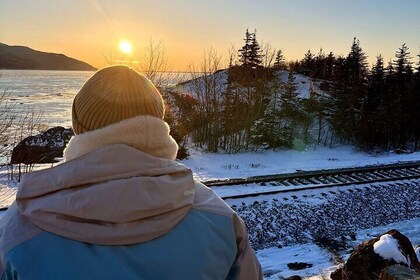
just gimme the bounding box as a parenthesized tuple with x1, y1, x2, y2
(0, 70, 93, 128)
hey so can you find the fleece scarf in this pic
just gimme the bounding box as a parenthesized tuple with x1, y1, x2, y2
(64, 115, 178, 161)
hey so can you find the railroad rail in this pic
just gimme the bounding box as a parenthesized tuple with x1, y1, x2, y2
(1, 161, 419, 210)
(204, 161, 420, 200)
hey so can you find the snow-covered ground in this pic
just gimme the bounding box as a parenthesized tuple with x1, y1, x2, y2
(180, 147, 419, 279)
(1, 146, 419, 279)
(257, 217, 420, 279)
(181, 145, 420, 181)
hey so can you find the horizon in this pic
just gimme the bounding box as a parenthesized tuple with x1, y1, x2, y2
(1, 0, 420, 71)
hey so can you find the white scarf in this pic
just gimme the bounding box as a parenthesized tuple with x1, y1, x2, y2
(64, 115, 178, 161)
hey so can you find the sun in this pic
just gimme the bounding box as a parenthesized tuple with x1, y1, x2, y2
(119, 40, 133, 55)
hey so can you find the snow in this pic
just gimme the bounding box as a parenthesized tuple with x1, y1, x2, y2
(274, 70, 324, 100)
(257, 244, 333, 279)
(181, 145, 420, 181)
(373, 234, 410, 265)
(231, 179, 420, 250)
(355, 217, 420, 247)
(256, 218, 420, 279)
(177, 70, 228, 102)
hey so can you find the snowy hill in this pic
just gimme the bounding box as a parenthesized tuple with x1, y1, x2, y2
(176, 68, 327, 101)
(176, 69, 228, 102)
(170, 68, 333, 153)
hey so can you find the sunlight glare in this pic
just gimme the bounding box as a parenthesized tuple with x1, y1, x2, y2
(119, 40, 133, 55)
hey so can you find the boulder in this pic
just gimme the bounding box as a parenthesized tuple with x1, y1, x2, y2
(11, 127, 73, 164)
(287, 262, 313, 270)
(331, 230, 420, 280)
(379, 265, 420, 280)
(285, 276, 302, 280)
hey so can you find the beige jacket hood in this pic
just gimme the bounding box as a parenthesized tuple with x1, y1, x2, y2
(16, 142, 195, 245)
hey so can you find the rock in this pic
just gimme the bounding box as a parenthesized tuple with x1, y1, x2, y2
(11, 127, 73, 164)
(331, 230, 420, 280)
(379, 265, 420, 280)
(287, 262, 313, 270)
(285, 276, 302, 280)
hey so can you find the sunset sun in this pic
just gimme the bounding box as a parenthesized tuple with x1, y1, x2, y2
(119, 40, 132, 55)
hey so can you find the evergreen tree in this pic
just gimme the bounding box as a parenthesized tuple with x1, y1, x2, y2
(347, 37, 368, 86)
(273, 50, 286, 70)
(248, 30, 262, 67)
(330, 38, 368, 142)
(358, 55, 385, 149)
(417, 50, 420, 73)
(238, 29, 262, 68)
(394, 43, 412, 77)
(369, 55, 385, 107)
(251, 72, 283, 149)
(412, 50, 420, 149)
(278, 70, 301, 147)
(393, 43, 413, 148)
(304, 83, 327, 145)
(313, 48, 326, 79)
(238, 29, 252, 67)
(324, 52, 335, 80)
(301, 49, 315, 75)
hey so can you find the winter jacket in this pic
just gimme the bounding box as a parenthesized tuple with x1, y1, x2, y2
(0, 116, 262, 280)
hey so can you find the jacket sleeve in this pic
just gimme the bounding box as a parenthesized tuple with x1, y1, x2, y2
(231, 213, 263, 280)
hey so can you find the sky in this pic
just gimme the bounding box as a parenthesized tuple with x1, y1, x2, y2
(1, 0, 419, 71)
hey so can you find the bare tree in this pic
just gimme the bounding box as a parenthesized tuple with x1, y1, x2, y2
(102, 39, 186, 89)
(137, 39, 170, 88)
(227, 44, 239, 67)
(188, 48, 224, 152)
(0, 88, 15, 159)
(261, 42, 276, 68)
(8, 108, 45, 181)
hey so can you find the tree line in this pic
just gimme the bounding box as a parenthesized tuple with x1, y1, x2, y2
(163, 30, 420, 156)
(290, 38, 419, 152)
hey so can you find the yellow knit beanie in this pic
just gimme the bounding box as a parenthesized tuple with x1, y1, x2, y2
(72, 66, 164, 135)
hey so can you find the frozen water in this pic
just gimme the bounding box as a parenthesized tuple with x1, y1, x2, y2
(0, 70, 93, 128)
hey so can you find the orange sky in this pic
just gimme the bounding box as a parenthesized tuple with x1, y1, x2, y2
(1, 0, 419, 71)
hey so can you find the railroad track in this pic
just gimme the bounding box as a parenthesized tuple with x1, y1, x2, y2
(1, 161, 419, 210)
(204, 161, 420, 200)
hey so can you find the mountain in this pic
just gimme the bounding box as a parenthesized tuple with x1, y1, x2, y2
(0, 43, 97, 71)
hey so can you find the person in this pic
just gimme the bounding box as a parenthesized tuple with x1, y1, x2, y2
(0, 66, 262, 279)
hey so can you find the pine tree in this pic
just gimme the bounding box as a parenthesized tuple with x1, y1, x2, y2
(302, 50, 315, 75)
(393, 43, 413, 148)
(417, 50, 420, 73)
(251, 71, 284, 149)
(248, 30, 262, 67)
(273, 50, 286, 70)
(278, 70, 300, 147)
(313, 48, 326, 79)
(358, 55, 385, 149)
(325, 52, 335, 80)
(394, 43, 412, 77)
(238, 29, 252, 67)
(329, 38, 368, 143)
(238, 29, 262, 68)
(347, 37, 368, 86)
(370, 55, 385, 106)
(413, 50, 420, 149)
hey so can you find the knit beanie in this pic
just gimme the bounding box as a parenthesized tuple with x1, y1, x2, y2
(72, 66, 164, 135)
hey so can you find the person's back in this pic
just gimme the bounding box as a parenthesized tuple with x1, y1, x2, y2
(0, 66, 262, 280)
